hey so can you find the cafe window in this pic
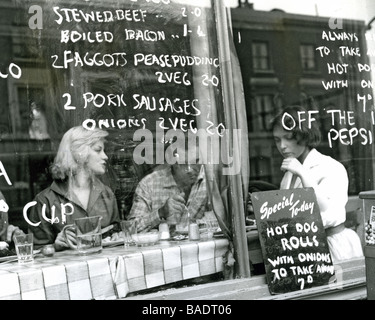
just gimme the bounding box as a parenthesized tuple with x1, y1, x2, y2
(0, 0, 252, 299)
(0, 0, 372, 301)
(300, 44, 317, 71)
(252, 41, 271, 71)
(249, 156, 272, 182)
(230, 0, 372, 300)
(249, 94, 274, 132)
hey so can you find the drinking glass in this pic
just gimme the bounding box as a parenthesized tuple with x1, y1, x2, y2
(64, 216, 103, 255)
(14, 233, 34, 264)
(200, 219, 219, 240)
(120, 220, 136, 247)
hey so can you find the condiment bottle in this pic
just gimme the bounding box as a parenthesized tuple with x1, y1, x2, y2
(159, 222, 170, 240)
(188, 221, 200, 241)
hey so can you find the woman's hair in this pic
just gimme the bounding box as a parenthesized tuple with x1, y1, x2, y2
(50, 126, 109, 180)
(270, 105, 321, 148)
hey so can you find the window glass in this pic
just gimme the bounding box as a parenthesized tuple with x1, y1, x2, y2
(300, 44, 317, 71)
(232, 0, 373, 271)
(252, 41, 271, 70)
(251, 95, 274, 131)
(0, 0, 246, 242)
(0, 0, 371, 297)
(233, 0, 375, 196)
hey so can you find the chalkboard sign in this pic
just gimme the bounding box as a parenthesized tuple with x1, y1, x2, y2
(251, 188, 335, 294)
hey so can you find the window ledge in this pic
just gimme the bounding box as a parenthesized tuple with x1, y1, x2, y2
(123, 257, 366, 300)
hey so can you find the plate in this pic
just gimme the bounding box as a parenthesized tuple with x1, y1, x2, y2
(102, 239, 124, 247)
(102, 232, 125, 247)
(0, 255, 17, 263)
(213, 231, 225, 237)
(132, 232, 160, 246)
(0, 250, 41, 263)
(175, 230, 188, 235)
(172, 234, 188, 241)
(176, 229, 224, 237)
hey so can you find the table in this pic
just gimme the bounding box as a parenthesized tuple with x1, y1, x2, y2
(0, 237, 229, 300)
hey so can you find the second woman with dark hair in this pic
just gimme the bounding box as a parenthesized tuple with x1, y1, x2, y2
(271, 105, 363, 263)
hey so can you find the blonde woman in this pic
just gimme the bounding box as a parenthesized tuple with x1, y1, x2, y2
(28, 126, 120, 251)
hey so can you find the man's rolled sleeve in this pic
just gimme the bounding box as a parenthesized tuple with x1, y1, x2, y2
(128, 182, 162, 231)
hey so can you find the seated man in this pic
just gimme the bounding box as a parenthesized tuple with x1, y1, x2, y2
(128, 144, 210, 232)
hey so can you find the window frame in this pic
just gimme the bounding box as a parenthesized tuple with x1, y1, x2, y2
(252, 41, 273, 72)
(300, 43, 318, 72)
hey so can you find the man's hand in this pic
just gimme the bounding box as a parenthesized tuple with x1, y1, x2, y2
(160, 193, 186, 222)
